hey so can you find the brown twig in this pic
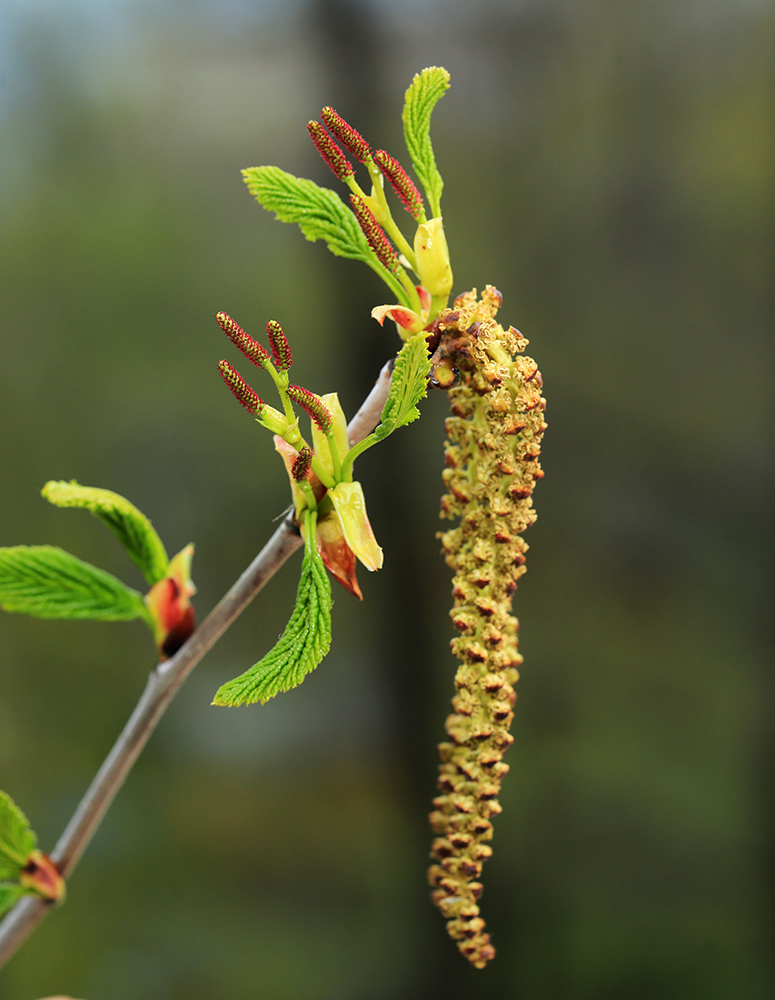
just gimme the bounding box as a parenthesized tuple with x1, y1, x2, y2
(0, 358, 394, 969)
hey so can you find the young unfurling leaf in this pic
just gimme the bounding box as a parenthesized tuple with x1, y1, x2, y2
(212, 519, 332, 707)
(402, 67, 450, 219)
(41, 481, 169, 586)
(242, 166, 371, 262)
(0, 791, 66, 913)
(0, 791, 36, 881)
(375, 333, 431, 440)
(0, 883, 25, 917)
(0, 546, 149, 622)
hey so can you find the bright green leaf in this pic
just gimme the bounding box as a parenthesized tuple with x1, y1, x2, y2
(0, 790, 36, 880)
(402, 66, 450, 219)
(212, 545, 332, 706)
(42, 481, 169, 586)
(0, 546, 148, 621)
(375, 334, 431, 440)
(0, 882, 26, 917)
(242, 166, 372, 262)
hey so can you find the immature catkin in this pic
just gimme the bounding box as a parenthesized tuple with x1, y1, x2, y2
(428, 286, 546, 969)
(320, 107, 371, 161)
(349, 196, 401, 275)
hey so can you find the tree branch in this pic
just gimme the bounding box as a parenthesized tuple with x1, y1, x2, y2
(0, 358, 394, 970)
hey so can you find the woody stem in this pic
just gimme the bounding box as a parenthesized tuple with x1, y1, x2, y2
(0, 357, 395, 970)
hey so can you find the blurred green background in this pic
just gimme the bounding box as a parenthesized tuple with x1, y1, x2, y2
(0, 1, 772, 998)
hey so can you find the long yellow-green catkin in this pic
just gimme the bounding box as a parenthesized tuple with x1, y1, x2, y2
(428, 286, 546, 968)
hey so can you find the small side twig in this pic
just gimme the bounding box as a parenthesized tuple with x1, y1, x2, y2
(0, 358, 394, 969)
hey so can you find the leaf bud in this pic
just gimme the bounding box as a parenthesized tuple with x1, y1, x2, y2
(19, 850, 66, 902)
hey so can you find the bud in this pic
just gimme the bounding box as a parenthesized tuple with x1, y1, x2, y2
(19, 850, 66, 902)
(414, 217, 453, 297)
(307, 121, 354, 181)
(144, 544, 196, 659)
(320, 107, 371, 161)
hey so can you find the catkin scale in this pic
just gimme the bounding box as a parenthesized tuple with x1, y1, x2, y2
(429, 287, 546, 969)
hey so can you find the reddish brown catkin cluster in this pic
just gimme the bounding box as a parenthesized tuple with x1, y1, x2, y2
(427, 286, 547, 968)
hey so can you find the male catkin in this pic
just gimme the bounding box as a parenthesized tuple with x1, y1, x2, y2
(427, 286, 546, 968)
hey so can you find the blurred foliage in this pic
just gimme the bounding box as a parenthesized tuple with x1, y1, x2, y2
(0, 1, 772, 998)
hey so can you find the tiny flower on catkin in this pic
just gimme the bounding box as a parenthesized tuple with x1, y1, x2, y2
(266, 319, 293, 371)
(373, 149, 425, 221)
(320, 106, 371, 161)
(350, 195, 400, 275)
(307, 121, 354, 180)
(144, 545, 197, 660)
(218, 360, 264, 414)
(287, 385, 333, 432)
(216, 312, 269, 368)
(19, 850, 66, 902)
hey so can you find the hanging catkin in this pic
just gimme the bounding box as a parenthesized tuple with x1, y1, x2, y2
(427, 286, 547, 968)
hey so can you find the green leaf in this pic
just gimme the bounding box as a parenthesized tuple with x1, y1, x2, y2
(0, 883, 26, 917)
(0, 546, 149, 621)
(402, 66, 450, 219)
(375, 334, 431, 441)
(42, 481, 169, 586)
(0, 790, 36, 880)
(242, 166, 372, 262)
(213, 543, 332, 707)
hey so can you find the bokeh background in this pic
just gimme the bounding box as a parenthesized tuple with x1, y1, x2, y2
(0, 1, 772, 997)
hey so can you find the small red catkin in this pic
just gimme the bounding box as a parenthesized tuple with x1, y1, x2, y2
(216, 312, 269, 368)
(321, 107, 371, 162)
(292, 445, 313, 483)
(287, 385, 333, 432)
(349, 195, 400, 275)
(373, 150, 425, 221)
(307, 121, 354, 181)
(266, 320, 293, 371)
(218, 360, 263, 414)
